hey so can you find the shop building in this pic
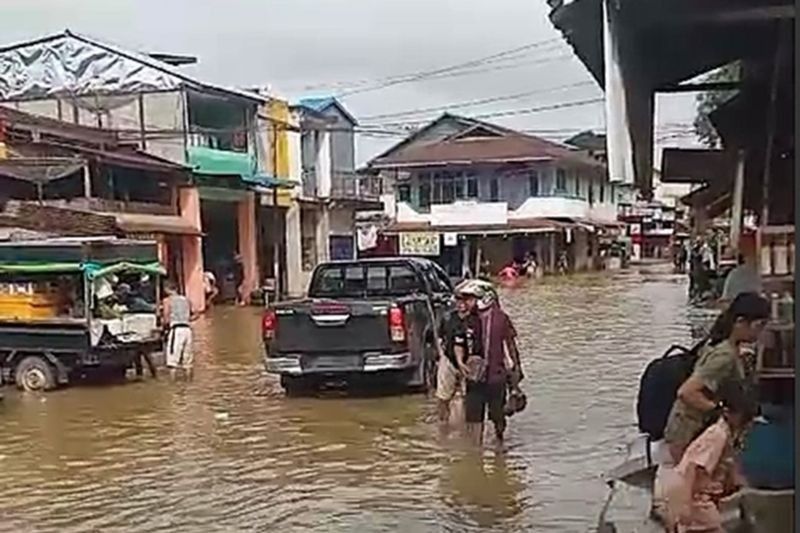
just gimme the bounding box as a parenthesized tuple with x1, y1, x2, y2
(364, 114, 623, 276)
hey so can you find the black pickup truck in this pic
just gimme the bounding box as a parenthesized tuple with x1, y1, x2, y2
(262, 257, 454, 394)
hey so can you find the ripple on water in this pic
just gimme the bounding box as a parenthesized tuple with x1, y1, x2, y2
(0, 264, 706, 532)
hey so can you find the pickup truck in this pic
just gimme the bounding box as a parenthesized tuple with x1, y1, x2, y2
(262, 257, 454, 394)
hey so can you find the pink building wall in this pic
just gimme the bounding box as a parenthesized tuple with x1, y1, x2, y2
(237, 192, 259, 304)
(178, 187, 206, 312)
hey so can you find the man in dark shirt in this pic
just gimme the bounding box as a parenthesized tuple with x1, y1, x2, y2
(463, 280, 522, 446)
(436, 284, 483, 428)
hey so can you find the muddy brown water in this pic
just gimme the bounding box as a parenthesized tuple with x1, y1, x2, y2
(0, 265, 722, 532)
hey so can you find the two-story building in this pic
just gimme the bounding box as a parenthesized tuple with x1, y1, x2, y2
(366, 114, 625, 276)
(288, 97, 382, 293)
(0, 30, 295, 309)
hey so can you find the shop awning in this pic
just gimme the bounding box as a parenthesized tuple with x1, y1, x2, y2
(383, 217, 574, 235)
(114, 213, 202, 236)
(242, 174, 297, 190)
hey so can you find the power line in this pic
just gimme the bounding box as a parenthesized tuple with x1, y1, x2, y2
(363, 97, 606, 129)
(358, 80, 597, 121)
(336, 37, 566, 98)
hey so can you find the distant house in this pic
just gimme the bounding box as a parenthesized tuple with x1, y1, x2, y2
(365, 114, 625, 276)
(293, 97, 381, 265)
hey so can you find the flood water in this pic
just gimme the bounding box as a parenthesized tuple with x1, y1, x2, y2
(0, 264, 717, 532)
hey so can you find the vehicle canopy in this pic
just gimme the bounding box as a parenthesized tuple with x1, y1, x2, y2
(0, 238, 165, 336)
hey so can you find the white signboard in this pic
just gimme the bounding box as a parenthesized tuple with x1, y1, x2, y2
(399, 232, 440, 256)
(443, 232, 458, 246)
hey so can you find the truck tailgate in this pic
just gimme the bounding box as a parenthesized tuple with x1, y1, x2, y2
(272, 299, 396, 354)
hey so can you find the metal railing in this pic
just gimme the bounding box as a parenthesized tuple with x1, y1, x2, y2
(330, 172, 381, 201)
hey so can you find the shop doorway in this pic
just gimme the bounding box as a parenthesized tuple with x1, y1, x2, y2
(201, 199, 240, 302)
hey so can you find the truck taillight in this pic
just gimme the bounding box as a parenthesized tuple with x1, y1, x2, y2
(262, 308, 277, 339)
(388, 306, 406, 342)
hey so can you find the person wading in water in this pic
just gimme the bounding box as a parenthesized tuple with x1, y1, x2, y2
(161, 283, 198, 381)
(436, 282, 483, 432)
(462, 280, 523, 446)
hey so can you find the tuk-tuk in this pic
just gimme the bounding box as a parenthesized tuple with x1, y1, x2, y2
(0, 237, 164, 391)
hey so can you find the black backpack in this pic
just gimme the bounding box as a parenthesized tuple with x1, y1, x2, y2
(636, 339, 707, 440)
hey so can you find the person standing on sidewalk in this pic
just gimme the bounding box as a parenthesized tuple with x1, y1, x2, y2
(161, 283, 197, 381)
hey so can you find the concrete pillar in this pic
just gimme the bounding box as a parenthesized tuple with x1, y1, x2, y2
(178, 187, 205, 312)
(237, 192, 259, 304)
(284, 200, 304, 297)
(316, 131, 332, 198)
(316, 204, 331, 263)
(729, 150, 746, 253)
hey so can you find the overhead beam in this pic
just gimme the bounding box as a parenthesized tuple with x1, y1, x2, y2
(657, 81, 741, 93)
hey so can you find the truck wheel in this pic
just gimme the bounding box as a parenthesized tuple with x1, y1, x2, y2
(280, 375, 315, 396)
(15, 356, 57, 392)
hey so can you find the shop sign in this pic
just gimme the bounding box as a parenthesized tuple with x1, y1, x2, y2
(399, 232, 440, 256)
(443, 232, 458, 246)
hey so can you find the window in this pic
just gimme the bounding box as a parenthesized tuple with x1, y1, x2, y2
(442, 174, 455, 203)
(528, 171, 540, 197)
(599, 183, 605, 203)
(314, 267, 342, 294)
(344, 266, 366, 293)
(419, 182, 431, 208)
(397, 184, 411, 203)
(466, 175, 478, 198)
(556, 169, 567, 192)
(587, 180, 594, 205)
(389, 265, 422, 293)
(454, 175, 465, 199)
(489, 178, 499, 201)
(366, 265, 388, 291)
(574, 174, 581, 197)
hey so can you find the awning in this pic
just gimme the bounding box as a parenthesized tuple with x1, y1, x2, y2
(383, 217, 574, 235)
(243, 174, 297, 190)
(114, 213, 202, 236)
(661, 148, 735, 184)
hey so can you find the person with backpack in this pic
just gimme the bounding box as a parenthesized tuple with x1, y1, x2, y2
(663, 292, 769, 463)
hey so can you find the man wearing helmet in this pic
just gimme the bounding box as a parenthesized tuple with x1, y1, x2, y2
(436, 280, 484, 429)
(460, 279, 523, 445)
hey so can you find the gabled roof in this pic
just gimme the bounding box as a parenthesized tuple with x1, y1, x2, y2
(297, 96, 358, 125)
(367, 113, 604, 171)
(0, 30, 263, 103)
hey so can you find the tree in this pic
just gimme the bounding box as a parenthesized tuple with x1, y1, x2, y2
(693, 62, 741, 148)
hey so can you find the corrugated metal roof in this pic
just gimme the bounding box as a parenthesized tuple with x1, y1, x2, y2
(0, 30, 264, 103)
(296, 96, 358, 125)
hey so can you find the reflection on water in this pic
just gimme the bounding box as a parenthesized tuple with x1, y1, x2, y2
(0, 265, 713, 532)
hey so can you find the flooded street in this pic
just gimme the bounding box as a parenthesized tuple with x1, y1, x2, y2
(0, 265, 709, 532)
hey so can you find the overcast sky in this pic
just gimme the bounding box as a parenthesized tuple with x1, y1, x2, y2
(1, 0, 701, 165)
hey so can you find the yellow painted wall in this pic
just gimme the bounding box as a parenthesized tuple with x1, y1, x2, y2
(265, 98, 291, 178)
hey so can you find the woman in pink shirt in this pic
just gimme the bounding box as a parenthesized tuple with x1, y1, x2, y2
(659, 381, 755, 532)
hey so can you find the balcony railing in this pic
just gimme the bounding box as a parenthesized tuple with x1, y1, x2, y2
(330, 172, 381, 201)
